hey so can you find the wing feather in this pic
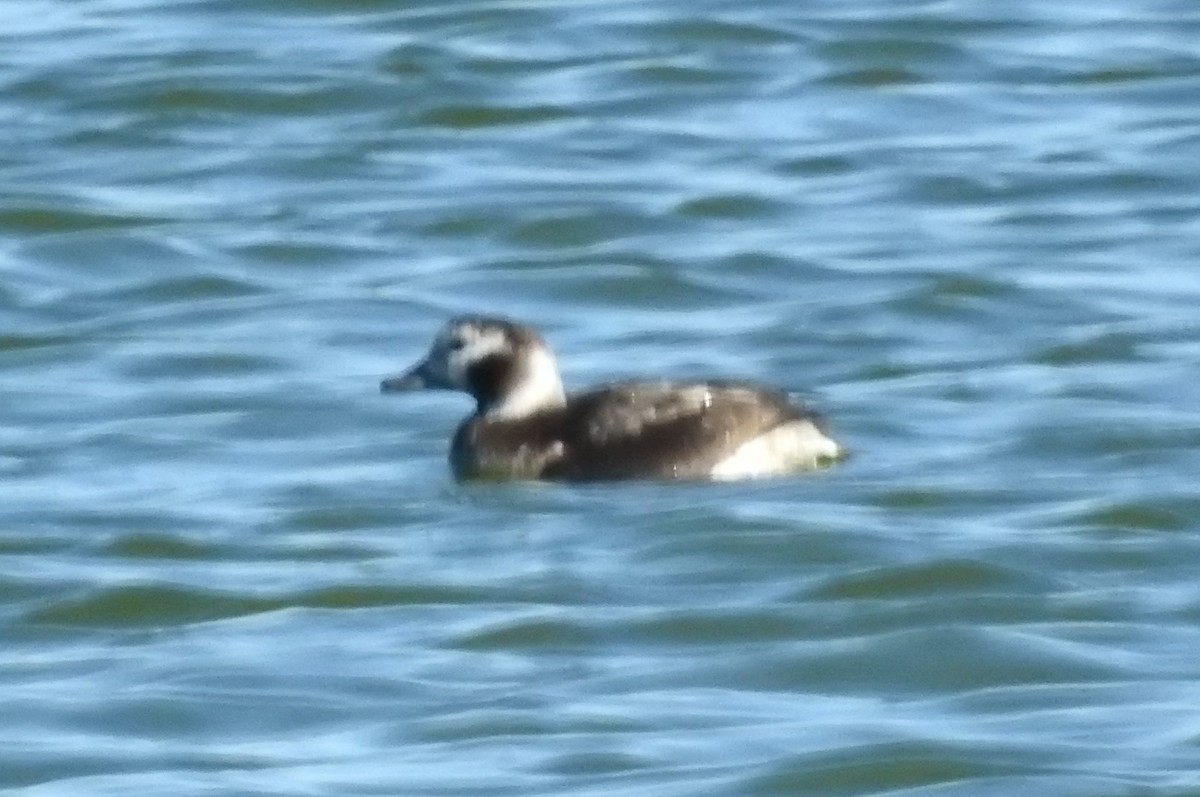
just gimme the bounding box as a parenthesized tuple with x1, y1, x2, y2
(552, 382, 806, 480)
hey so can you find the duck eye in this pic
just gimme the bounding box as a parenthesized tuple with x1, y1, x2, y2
(446, 338, 466, 352)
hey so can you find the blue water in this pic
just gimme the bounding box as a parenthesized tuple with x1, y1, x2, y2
(3, 1, 1200, 794)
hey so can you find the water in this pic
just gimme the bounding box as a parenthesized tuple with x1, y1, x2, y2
(3, 0, 1200, 794)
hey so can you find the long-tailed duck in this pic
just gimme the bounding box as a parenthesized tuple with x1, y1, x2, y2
(380, 316, 843, 482)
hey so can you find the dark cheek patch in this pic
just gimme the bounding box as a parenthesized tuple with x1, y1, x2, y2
(466, 354, 515, 410)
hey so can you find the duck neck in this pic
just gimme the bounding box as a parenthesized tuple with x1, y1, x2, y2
(477, 347, 566, 420)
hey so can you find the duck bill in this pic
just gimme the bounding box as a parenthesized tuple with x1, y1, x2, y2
(381, 355, 459, 392)
(380, 360, 435, 393)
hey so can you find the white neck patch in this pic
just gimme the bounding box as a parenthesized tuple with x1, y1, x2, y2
(486, 344, 565, 420)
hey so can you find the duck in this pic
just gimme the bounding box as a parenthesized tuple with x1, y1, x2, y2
(380, 316, 843, 482)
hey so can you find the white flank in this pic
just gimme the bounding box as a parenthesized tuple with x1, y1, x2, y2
(709, 420, 842, 481)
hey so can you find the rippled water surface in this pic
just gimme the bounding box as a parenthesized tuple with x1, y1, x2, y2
(4, 1, 1200, 794)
